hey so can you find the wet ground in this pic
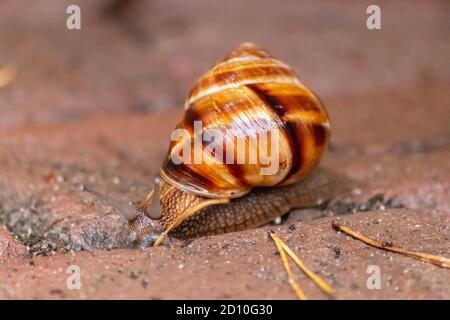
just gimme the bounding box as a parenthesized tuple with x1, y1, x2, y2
(0, 0, 449, 299)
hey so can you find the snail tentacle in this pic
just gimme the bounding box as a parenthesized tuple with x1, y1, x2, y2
(147, 176, 163, 219)
(81, 185, 137, 222)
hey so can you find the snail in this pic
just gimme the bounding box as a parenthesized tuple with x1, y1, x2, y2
(85, 43, 335, 247)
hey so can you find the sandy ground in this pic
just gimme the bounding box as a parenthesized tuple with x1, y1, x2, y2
(0, 0, 449, 299)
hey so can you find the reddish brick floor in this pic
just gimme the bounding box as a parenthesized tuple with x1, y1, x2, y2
(0, 0, 449, 299)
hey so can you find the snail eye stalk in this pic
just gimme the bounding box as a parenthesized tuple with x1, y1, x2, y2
(81, 185, 137, 222)
(147, 176, 162, 219)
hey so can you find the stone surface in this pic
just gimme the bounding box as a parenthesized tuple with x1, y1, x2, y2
(0, 226, 28, 263)
(0, 209, 448, 299)
(0, 0, 449, 299)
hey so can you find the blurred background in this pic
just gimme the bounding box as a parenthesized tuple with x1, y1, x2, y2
(1, 0, 449, 148)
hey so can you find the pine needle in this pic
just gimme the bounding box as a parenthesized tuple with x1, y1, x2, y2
(277, 238, 336, 298)
(270, 231, 307, 300)
(332, 221, 450, 269)
(269, 231, 335, 299)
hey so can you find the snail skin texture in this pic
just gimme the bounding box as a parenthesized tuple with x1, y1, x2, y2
(94, 43, 333, 246)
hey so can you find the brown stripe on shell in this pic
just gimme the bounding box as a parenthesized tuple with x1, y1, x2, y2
(246, 83, 302, 183)
(167, 96, 254, 197)
(182, 105, 201, 132)
(259, 85, 329, 128)
(290, 94, 322, 113)
(225, 162, 250, 188)
(250, 82, 330, 184)
(189, 92, 272, 189)
(312, 123, 328, 147)
(189, 65, 295, 103)
(200, 110, 252, 189)
(166, 105, 223, 195)
(214, 65, 293, 85)
(164, 158, 215, 193)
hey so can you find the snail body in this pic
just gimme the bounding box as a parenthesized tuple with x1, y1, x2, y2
(93, 43, 333, 246)
(131, 168, 342, 246)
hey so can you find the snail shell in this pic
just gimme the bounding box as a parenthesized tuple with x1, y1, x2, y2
(161, 43, 330, 199)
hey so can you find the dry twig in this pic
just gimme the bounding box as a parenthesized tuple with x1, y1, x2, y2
(332, 221, 450, 269)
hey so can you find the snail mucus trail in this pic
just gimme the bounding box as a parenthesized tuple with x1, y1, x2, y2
(84, 43, 331, 247)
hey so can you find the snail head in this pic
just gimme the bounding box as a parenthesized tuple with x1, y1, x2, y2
(81, 176, 165, 247)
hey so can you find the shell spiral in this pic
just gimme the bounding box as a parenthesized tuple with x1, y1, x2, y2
(161, 43, 331, 199)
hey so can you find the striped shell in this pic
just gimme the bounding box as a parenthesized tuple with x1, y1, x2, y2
(161, 43, 330, 199)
